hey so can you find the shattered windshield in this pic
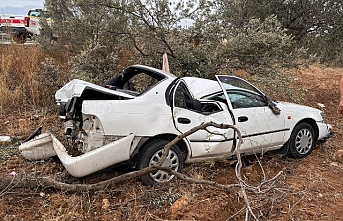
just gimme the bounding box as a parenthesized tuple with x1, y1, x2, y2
(215, 76, 268, 109)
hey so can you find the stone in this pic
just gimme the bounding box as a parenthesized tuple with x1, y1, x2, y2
(0, 136, 12, 146)
(330, 162, 339, 167)
(170, 193, 190, 220)
(334, 149, 343, 163)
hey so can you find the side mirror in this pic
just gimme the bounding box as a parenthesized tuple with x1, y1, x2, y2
(267, 98, 281, 115)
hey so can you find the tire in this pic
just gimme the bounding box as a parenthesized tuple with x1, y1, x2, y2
(288, 122, 316, 158)
(138, 140, 183, 185)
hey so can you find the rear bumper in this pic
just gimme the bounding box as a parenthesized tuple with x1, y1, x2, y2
(0, 26, 27, 36)
(19, 132, 135, 177)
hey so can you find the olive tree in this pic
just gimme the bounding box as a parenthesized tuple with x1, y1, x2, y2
(215, 0, 343, 65)
(41, 0, 303, 83)
(216, 15, 302, 75)
(42, 0, 129, 83)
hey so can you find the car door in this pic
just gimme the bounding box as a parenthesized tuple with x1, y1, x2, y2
(171, 79, 235, 158)
(215, 76, 286, 154)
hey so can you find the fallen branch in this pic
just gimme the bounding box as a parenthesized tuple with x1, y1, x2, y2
(1, 164, 241, 193)
(1, 121, 284, 220)
(1, 122, 241, 192)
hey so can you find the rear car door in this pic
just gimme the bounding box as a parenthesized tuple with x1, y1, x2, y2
(215, 76, 286, 154)
(171, 79, 235, 159)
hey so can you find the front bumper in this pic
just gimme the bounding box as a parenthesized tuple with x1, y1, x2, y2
(317, 123, 333, 141)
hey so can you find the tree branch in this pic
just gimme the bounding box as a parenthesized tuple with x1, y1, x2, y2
(0, 121, 284, 220)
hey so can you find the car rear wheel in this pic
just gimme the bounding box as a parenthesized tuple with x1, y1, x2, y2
(138, 140, 183, 185)
(288, 122, 315, 158)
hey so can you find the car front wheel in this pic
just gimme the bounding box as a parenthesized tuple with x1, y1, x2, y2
(289, 122, 316, 158)
(138, 140, 183, 185)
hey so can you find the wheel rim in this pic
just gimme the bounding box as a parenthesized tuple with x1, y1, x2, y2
(148, 149, 180, 183)
(295, 128, 313, 155)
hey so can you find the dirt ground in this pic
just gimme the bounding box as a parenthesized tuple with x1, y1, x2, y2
(1, 65, 343, 221)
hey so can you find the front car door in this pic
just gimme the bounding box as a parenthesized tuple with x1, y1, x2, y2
(171, 79, 235, 159)
(215, 76, 286, 154)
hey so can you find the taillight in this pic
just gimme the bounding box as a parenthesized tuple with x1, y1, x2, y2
(24, 17, 30, 27)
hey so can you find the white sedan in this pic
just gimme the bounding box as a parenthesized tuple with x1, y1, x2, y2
(20, 65, 332, 185)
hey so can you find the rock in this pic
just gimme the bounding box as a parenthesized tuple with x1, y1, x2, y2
(305, 210, 317, 216)
(102, 199, 110, 210)
(317, 103, 325, 108)
(330, 162, 339, 167)
(170, 193, 190, 219)
(334, 149, 343, 163)
(0, 136, 12, 146)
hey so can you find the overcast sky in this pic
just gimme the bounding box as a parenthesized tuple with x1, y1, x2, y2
(0, 0, 44, 15)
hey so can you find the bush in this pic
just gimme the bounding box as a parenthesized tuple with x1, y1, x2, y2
(217, 15, 305, 75)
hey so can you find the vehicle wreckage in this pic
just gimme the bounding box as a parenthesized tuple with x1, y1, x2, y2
(19, 65, 332, 185)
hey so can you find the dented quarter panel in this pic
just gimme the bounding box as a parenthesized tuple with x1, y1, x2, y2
(82, 99, 177, 136)
(81, 77, 179, 137)
(77, 114, 106, 152)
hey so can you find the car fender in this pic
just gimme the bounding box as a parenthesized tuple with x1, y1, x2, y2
(280, 103, 324, 139)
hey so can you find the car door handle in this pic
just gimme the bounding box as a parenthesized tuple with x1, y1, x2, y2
(238, 116, 248, 122)
(178, 117, 191, 124)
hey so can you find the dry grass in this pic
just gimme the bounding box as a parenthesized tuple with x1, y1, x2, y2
(0, 45, 47, 111)
(0, 45, 64, 137)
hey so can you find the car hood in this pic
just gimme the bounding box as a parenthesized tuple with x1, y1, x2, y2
(55, 79, 135, 102)
(276, 101, 323, 117)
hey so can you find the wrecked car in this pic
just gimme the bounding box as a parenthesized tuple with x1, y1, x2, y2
(19, 65, 332, 185)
